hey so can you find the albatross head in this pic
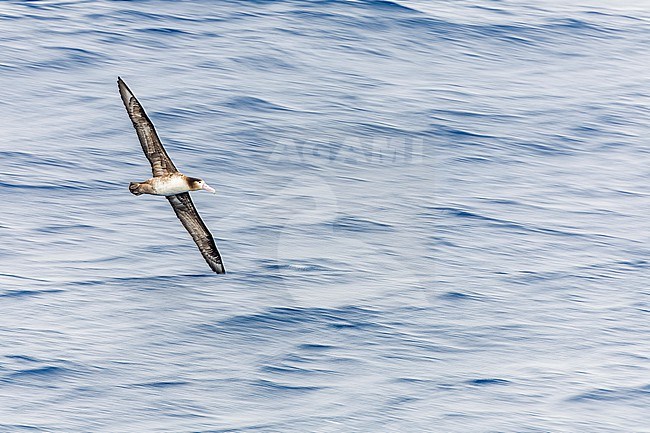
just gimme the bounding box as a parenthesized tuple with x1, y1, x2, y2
(188, 177, 216, 194)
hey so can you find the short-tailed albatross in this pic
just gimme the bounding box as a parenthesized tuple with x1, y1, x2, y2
(118, 77, 225, 274)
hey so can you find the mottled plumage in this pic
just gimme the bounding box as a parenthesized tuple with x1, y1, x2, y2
(118, 77, 225, 274)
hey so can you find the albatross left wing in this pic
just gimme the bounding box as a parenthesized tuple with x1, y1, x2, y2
(118, 77, 178, 177)
(167, 192, 226, 274)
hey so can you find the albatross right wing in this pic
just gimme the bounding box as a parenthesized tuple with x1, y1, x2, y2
(167, 192, 226, 274)
(118, 77, 178, 177)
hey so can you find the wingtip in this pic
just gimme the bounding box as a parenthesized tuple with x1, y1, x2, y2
(117, 77, 133, 104)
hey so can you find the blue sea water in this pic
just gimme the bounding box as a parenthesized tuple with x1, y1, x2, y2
(0, 0, 649, 431)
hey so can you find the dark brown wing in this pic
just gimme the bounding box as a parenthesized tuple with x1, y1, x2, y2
(118, 77, 177, 177)
(167, 192, 225, 274)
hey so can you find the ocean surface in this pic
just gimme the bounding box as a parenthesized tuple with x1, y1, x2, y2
(0, 0, 649, 431)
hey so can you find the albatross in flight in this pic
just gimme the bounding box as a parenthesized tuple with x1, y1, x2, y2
(118, 77, 226, 274)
